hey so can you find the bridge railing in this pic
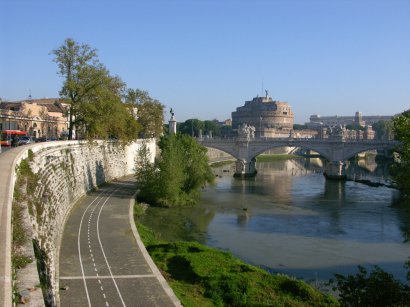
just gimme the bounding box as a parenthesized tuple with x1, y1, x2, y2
(197, 136, 400, 145)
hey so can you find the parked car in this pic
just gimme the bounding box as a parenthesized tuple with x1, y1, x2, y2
(36, 136, 48, 142)
(17, 136, 33, 146)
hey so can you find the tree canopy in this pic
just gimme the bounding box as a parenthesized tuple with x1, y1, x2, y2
(125, 89, 164, 138)
(391, 110, 410, 198)
(51, 38, 147, 142)
(372, 119, 394, 140)
(177, 119, 232, 137)
(135, 134, 214, 207)
(329, 265, 410, 307)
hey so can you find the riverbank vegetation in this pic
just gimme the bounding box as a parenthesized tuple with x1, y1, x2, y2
(135, 134, 214, 207)
(329, 265, 410, 306)
(392, 109, 410, 200)
(134, 212, 338, 307)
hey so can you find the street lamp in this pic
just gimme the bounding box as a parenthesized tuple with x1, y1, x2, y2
(259, 116, 263, 138)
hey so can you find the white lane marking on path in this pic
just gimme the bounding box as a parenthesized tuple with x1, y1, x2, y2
(96, 189, 127, 307)
(60, 274, 156, 280)
(77, 189, 110, 307)
(88, 190, 113, 307)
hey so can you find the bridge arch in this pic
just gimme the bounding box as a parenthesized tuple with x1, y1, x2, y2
(202, 144, 239, 159)
(340, 143, 397, 161)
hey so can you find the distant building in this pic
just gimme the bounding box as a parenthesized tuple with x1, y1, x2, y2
(307, 112, 392, 128)
(232, 92, 294, 137)
(222, 118, 232, 126)
(316, 125, 376, 141)
(0, 98, 69, 139)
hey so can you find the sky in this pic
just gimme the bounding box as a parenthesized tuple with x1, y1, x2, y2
(1, 0, 409, 124)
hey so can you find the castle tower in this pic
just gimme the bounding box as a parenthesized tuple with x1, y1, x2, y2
(355, 111, 364, 127)
(231, 93, 294, 137)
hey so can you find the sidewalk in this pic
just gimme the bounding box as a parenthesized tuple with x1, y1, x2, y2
(0, 146, 30, 307)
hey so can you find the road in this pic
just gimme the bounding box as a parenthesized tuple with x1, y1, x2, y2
(58, 176, 177, 306)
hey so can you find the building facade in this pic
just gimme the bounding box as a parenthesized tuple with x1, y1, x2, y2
(307, 112, 392, 128)
(231, 93, 294, 137)
(0, 98, 69, 139)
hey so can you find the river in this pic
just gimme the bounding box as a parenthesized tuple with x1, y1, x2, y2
(140, 157, 410, 288)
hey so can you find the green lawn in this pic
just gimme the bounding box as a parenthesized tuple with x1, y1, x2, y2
(136, 221, 338, 307)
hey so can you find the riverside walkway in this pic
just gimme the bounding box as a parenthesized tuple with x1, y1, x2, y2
(0, 144, 180, 307)
(58, 175, 180, 306)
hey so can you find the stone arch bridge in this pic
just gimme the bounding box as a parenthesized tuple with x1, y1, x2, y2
(198, 136, 400, 179)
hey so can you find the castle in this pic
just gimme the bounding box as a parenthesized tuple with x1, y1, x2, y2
(231, 91, 294, 137)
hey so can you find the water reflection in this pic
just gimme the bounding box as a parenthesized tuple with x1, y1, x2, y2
(141, 158, 410, 284)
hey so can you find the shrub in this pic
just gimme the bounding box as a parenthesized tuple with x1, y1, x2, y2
(329, 265, 410, 307)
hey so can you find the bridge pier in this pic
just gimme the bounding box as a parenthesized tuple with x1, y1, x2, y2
(323, 161, 347, 180)
(234, 158, 257, 178)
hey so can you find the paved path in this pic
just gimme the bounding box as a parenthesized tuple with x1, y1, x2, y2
(58, 176, 180, 307)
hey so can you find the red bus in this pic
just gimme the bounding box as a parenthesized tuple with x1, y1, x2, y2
(0, 130, 28, 147)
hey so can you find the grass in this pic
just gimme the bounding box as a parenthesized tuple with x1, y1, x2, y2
(135, 215, 339, 307)
(256, 154, 302, 162)
(12, 199, 27, 247)
(12, 254, 33, 270)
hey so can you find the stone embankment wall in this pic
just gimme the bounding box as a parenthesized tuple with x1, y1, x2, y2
(12, 140, 155, 306)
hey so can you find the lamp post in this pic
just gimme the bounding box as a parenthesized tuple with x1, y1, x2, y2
(259, 116, 263, 138)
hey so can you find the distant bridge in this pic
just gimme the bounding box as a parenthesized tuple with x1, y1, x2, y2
(198, 136, 400, 179)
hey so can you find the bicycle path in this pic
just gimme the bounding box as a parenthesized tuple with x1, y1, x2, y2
(58, 176, 180, 306)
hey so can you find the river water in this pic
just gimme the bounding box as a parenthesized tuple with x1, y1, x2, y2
(140, 157, 410, 287)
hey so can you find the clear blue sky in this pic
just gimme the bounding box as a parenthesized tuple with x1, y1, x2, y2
(1, 0, 409, 124)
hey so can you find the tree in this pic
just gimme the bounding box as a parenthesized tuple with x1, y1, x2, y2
(51, 38, 98, 140)
(75, 65, 139, 141)
(52, 38, 140, 142)
(373, 119, 394, 140)
(293, 124, 307, 130)
(329, 265, 410, 307)
(345, 124, 365, 131)
(135, 141, 158, 202)
(136, 134, 214, 207)
(178, 119, 204, 137)
(203, 120, 221, 137)
(391, 110, 410, 198)
(125, 89, 164, 138)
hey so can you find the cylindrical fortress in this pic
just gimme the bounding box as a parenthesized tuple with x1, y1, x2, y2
(231, 94, 294, 136)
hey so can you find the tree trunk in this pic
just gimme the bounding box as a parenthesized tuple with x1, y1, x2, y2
(68, 110, 74, 140)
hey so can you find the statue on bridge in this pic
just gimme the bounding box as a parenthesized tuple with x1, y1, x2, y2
(238, 123, 255, 140)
